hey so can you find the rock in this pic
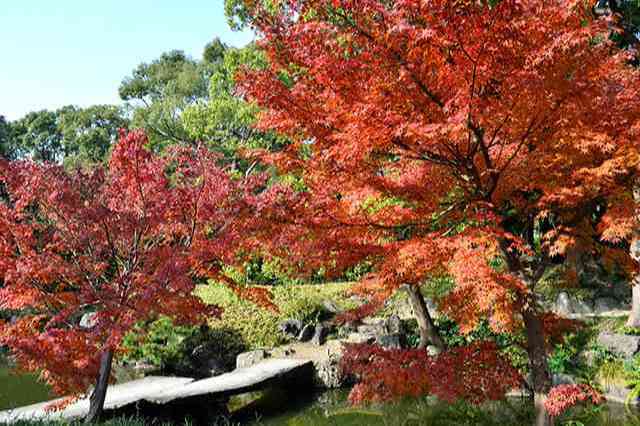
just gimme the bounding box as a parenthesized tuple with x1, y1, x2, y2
(347, 333, 376, 344)
(572, 299, 594, 315)
(357, 321, 386, 335)
(386, 314, 403, 334)
(203, 358, 227, 377)
(395, 296, 414, 319)
(582, 350, 598, 367)
(297, 324, 315, 342)
(325, 340, 344, 358)
(190, 344, 229, 377)
(594, 297, 620, 314)
(312, 357, 345, 388)
(425, 298, 439, 318)
(132, 361, 156, 375)
(376, 334, 402, 349)
(597, 332, 640, 358)
(603, 383, 639, 405)
(312, 323, 330, 346)
(631, 239, 640, 262)
(552, 292, 594, 315)
(279, 319, 303, 339)
(553, 373, 576, 386)
(236, 349, 267, 369)
(554, 292, 573, 316)
(79, 312, 98, 329)
(322, 300, 341, 314)
(426, 345, 441, 356)
(338, 320, 359, 338)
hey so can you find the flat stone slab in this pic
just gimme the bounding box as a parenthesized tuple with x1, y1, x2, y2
(0, 359, 313, 423)
(0, 376, 194, 423)
(149, 358, 312, 404)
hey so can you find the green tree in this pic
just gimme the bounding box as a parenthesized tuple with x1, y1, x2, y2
(182, 43, 286, 168)
(10, 110, 64, 162)
(57, 105, 129, 168)
(119, 50, 209, 149)
(0, 115, 15, 160)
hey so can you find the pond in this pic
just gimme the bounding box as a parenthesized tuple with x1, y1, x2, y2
(0, 359, 52, 411)
(3, 366, 640, 426)
(233, 388, 640, 426)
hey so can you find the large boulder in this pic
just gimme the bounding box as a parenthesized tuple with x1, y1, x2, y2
(313, 357, 345, 388)
(376, 333, 403, 349)
(346, 332, 376, 344)
(594, 297, 624, 314)
(312, 323, 330, 346)
(597, 332, 640, 358)
(297, 324, 315, 342)
(386, 314, 403, 334)
(313, 340, 347, 388)
(79, 312, 98, 329)
(279, 319, 303, 339)
(553, 292, 594, 316)
(236, 349, 268, 369)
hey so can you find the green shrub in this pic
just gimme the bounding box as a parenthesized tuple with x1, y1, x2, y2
(122, 317, 191, 369)
(237, 256, 304, 287)
(196, 281, 354, 350)
(121, 317, 246, 375)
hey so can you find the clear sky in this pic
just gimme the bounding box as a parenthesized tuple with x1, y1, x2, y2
(0, 1, 254, 121)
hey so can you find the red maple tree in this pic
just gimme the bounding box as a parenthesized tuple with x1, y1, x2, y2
(0, 130, 272, 421)
(237, 1, 640, 424)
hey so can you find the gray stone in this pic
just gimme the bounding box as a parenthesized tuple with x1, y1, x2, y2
(395, 296, 414, 319)
(552, 292, 594, 315)
(631, 239, 640, 262)
(426, 345, 441, 356)
(297, 324, 315, 342)
(279, 319, 303, 339)
(425, 298, 440, 318)
(594, 297, 620, 314)
(312, 358, 344, 388)
(339, 321, 359, 336)
(79, 312, 98, 329)
(554, 292, 573, 316)
(386, 314, 402, 334)
(582, 350, 598, 367)
(597, 332, 640, 358)
(357, 322, 386, 335)
(347, 333, 376, 344)
(150, 359, 312, 404)
(572, 298, 594, 315)
(325, 340, 344, 358)
(236, 349, 267, 369)
(552, 373, 576, 386)
(322, 300, 341, 314)
(312, 323, 330, 346)
(376, 334, 402, 349)
(0, 376, 195, 423)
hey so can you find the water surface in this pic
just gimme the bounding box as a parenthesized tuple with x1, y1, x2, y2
(0, 359, 52, 411)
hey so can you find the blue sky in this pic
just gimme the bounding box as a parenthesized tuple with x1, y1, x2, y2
(0, 1, 254, 121)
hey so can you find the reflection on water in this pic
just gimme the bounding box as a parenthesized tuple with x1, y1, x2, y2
(3, 362, 640, 426)
(0, 357, 52, 411)
(233, 388, 640, 426)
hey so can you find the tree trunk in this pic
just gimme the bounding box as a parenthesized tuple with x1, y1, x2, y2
(628, 278, 640, 327)
(522, 304, 554, 426)
(628, 183, 640, 328)
(85, 349, 114, 424)
(403, 284, 445, 352)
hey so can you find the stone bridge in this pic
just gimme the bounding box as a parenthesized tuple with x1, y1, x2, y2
(0, 358, 312, 424)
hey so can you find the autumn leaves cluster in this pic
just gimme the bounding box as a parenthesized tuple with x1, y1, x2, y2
(1, 0, 640, 423)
